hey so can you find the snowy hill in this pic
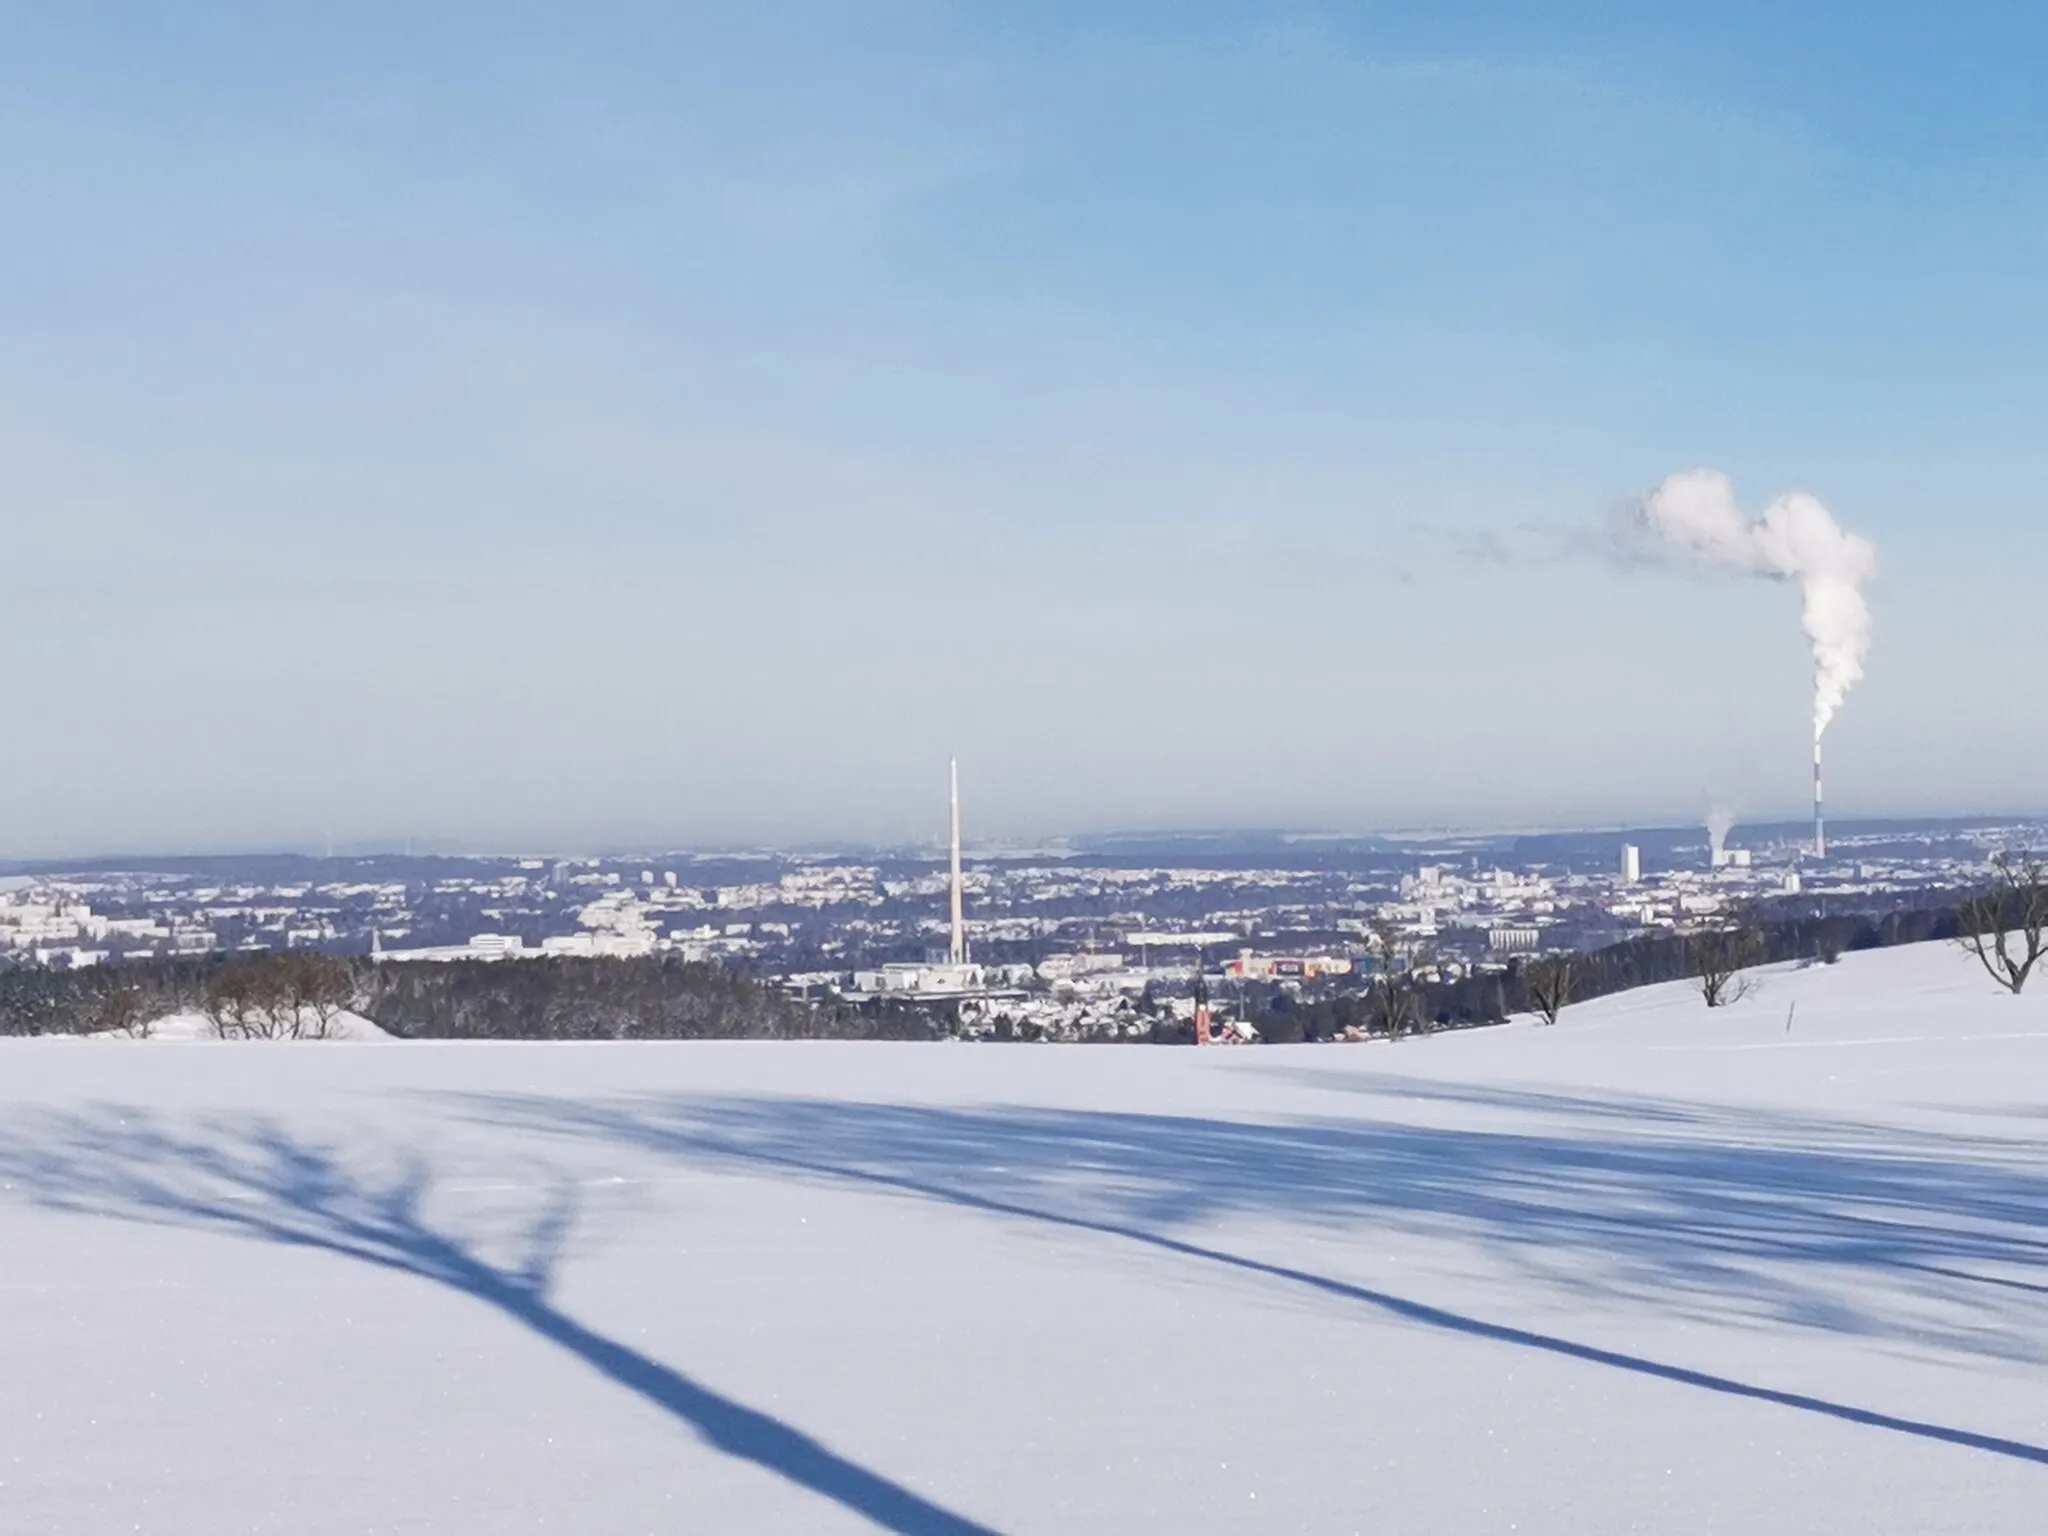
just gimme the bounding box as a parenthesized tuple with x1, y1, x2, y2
(103, 1008, 396, 1042)
(2, 939, 2044, 1533)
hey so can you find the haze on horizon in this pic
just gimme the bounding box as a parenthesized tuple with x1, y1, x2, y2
(3, 4, 2044, 859)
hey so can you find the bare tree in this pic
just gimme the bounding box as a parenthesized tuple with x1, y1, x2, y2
(205, 954, 357, 1039)
(1687, 907, 1760, 1009)
(204, 965, 264, 1039)
(274, 953, 357, 1038)
(1363, 918, 1432, 1041)
(86, 986, 154, 1039)
(1522, 956, 1574, 1026)
(1957, 851, 2048, 995)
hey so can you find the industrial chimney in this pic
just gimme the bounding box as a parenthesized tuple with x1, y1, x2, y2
(1812, 738, 1826, 861)
(948, 757, 967, 965)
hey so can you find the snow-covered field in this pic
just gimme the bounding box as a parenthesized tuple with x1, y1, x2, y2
(3, 940, 2045, 1534)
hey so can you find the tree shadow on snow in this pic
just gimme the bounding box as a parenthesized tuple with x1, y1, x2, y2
(0, 1109, 997, 1536)
(449, 1089, 2048, 1470)
(1246, 1072, 2048, 1311)
(1254, 1068, 2048, 1150)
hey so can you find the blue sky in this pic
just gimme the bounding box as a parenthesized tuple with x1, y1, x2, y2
(2, 3, 2043, 853)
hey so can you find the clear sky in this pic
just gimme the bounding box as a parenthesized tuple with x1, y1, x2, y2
(2, 3, 2044, 854)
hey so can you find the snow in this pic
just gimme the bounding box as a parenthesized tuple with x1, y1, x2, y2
(2, 939, 2044, 1533)
(95, 1009, 396, 1042)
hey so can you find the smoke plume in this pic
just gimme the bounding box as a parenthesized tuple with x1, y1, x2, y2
(1706, 805, 1736, 861)
(1638, 470, 1877, 739)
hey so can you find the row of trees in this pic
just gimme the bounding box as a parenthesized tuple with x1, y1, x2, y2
(355, 955, 930, 1040)
(1510, 849, 2046, 1026)
(206, 954, 356, 1039)
(1349, 908, 1765, 1039)
(1242, 852, 2045, 1041)
(0, 953, 367, 1040)
(0, 951, 921, 1041)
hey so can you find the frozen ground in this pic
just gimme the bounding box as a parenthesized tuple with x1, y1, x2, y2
(2, 940, 2045, 1534)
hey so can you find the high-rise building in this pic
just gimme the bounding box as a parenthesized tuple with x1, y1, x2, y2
(1620, 843, 1641, 884)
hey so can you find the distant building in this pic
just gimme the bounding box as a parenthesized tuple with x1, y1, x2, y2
(1221, 953, 1354, 979)
(851, 961, 985, 996)
(1620, 844, 1641, 884)
(379, 932, 533, 962)
(1038, 953, 1128, 982)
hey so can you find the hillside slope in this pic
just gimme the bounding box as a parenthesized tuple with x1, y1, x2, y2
(1, 940, 2043, 1533)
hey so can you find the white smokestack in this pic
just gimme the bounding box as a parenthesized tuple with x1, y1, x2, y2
(948, 756, 966, 966)
(1638, 470, 1877, 740)
(1814, 737, 1826, 860)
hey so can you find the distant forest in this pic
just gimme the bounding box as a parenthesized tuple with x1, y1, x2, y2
(0, 954, 945, 1041)
(0, 900, 1984, 1041)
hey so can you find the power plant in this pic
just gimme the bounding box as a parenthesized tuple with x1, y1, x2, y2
(1635, 472, 1874, 868)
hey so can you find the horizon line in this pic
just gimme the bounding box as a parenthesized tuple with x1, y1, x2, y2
(4, 809, 2043, 872)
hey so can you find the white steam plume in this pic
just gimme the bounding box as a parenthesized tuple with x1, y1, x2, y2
(1706, 805, 1735, 860)
(1638, 470, 1877, 739)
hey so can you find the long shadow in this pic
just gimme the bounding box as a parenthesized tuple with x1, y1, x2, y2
(456, 1092, 2048, 1357)
(456, 1091, 2048, 1469)
(0, 1109, 997, 1536)
(1251, 1068, 2048, 1153)
(1261, 1073, 2048, 1301)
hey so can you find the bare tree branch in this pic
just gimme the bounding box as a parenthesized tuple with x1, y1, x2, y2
(1957, 851, 2047, 996)
(1364, 918, 1433, 1041)
(1687, 905, 1761, 1009)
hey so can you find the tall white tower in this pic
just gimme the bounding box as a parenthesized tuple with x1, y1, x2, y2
(948, 756, 967, 965)
(1813, 737, 1827, 860)
(1620, 843, 1641, 885)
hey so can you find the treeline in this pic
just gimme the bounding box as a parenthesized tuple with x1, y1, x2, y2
(1486, 902, 1971, 1022)
(0, 953, 944, 1041)
(0, 958, 220, 1037)
(1250, 902, 1973, 1042)
(356, 956, 942, 1041)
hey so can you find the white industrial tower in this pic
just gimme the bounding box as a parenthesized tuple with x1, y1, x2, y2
(948, 756, 967, 965)
(1813, 737, 1827, 860)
